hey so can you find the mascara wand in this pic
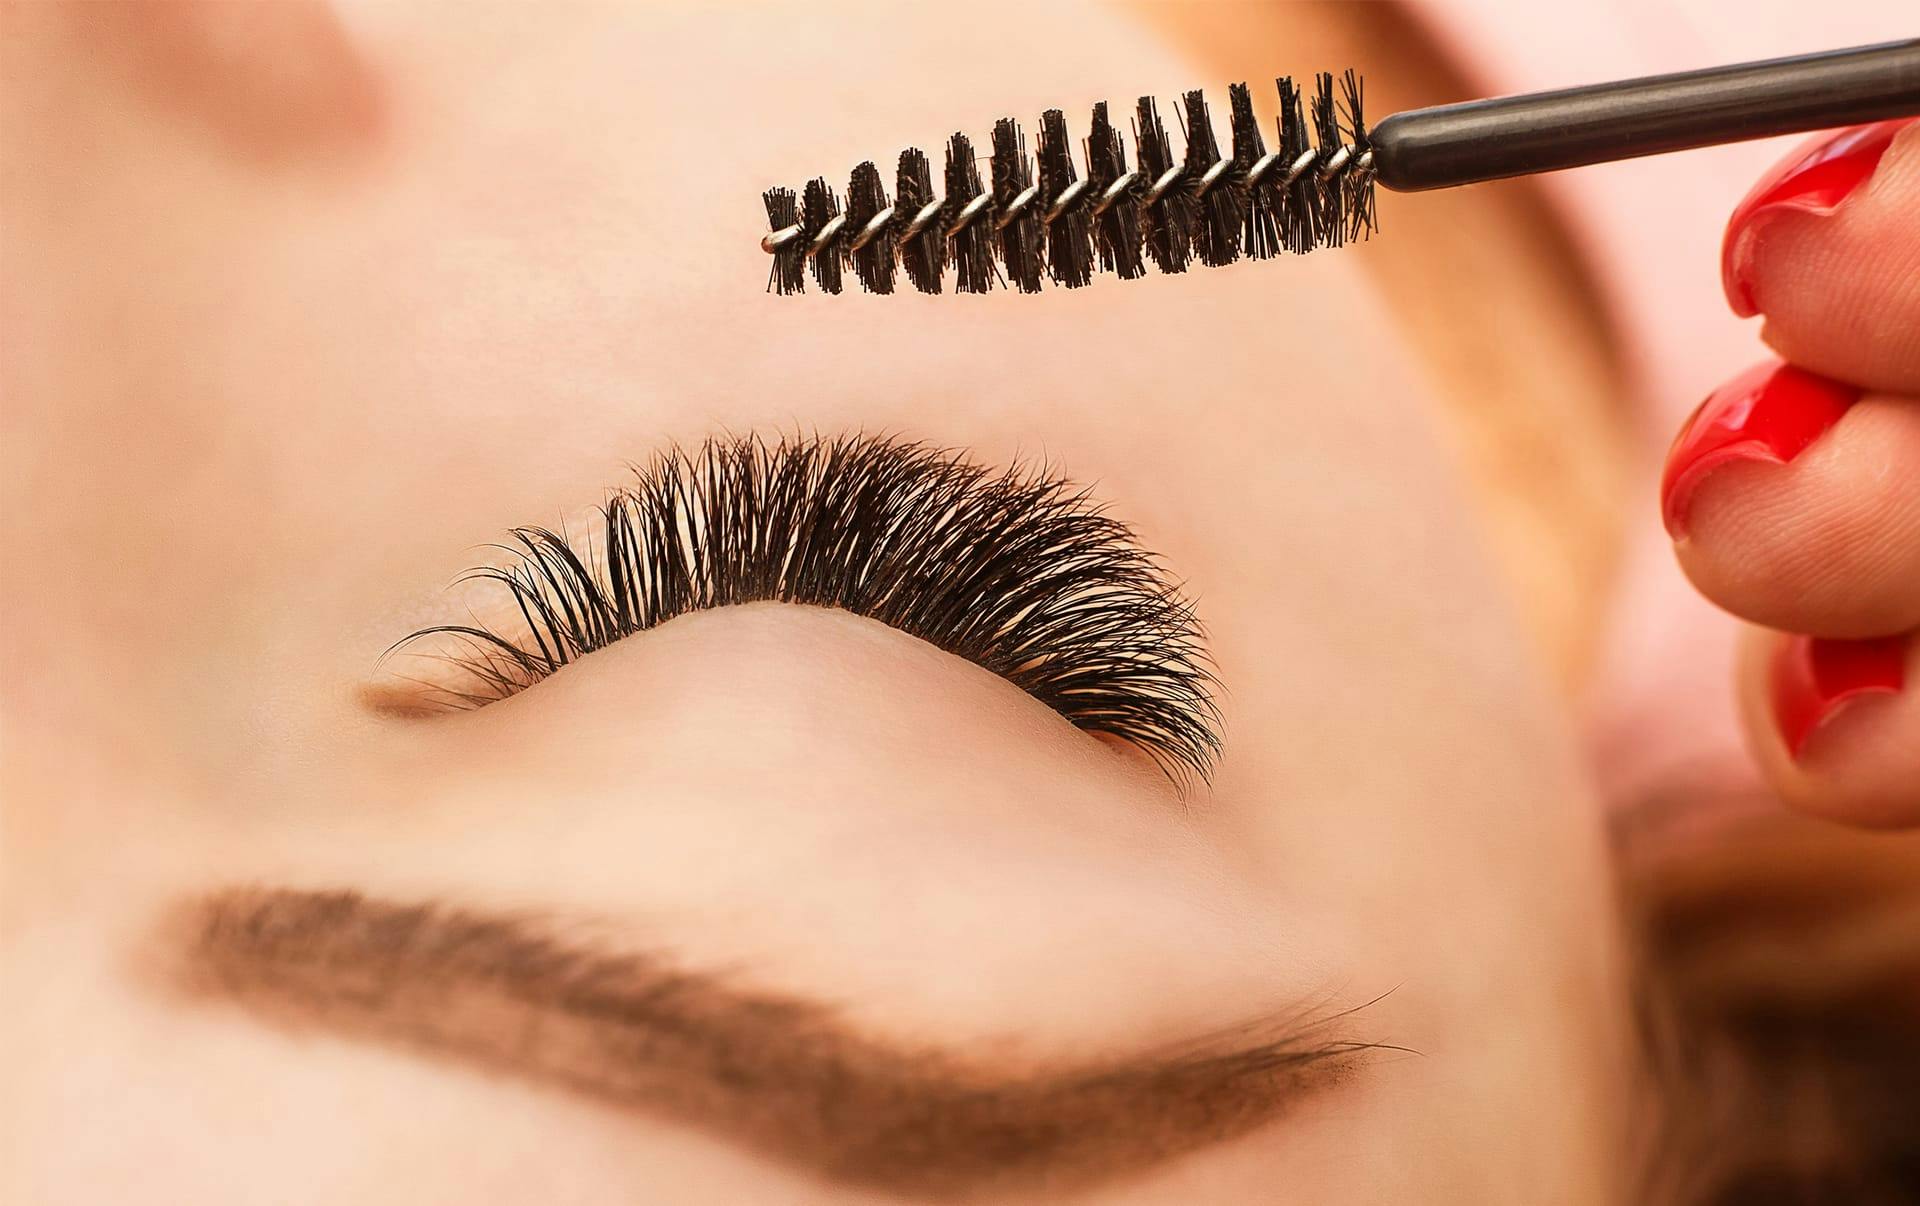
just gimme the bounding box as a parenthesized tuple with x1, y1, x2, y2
(759, 38, 1920, 296)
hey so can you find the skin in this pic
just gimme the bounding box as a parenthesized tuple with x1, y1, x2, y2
(0, 3, 1642, 1203)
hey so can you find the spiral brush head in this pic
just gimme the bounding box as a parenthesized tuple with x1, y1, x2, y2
(762, 71, 1376, 296)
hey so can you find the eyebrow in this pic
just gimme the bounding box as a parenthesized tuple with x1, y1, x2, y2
(173, 888, 1381, 1198)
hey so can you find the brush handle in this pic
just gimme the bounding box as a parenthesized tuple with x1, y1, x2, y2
(1368, 39, 1920, 192)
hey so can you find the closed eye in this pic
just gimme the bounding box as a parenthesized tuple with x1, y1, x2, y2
(386, 433, 1220, 782)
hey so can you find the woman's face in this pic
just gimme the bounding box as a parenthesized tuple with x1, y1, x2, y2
(4, 4, 1628, 1201)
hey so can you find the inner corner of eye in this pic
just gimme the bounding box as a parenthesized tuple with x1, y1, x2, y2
(361, 626, 514, 718)
(357, 678, 454, 720)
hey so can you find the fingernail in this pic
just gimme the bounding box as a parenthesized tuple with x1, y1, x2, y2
(1660, 360, 1860, 539)
(1771, 633, 1908, 760)
(1722, 118, 1911, 317)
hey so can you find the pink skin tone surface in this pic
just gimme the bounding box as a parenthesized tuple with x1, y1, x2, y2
(5, 3, 1917, 1198)
(3, 5, 1630, 1203)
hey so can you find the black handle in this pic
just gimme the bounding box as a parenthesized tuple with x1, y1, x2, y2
(1369, 39, 1920, 192)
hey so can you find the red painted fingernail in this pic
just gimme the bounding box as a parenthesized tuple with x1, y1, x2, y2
(1722, 118, 1912, 317)
(1660, 360, 1861, 539)
(1771, 633, 1908, 760)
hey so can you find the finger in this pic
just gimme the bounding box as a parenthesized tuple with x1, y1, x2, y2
(1723, 118, 1920, 393)
(1739, 626, 1920, 829)
(1661, 361, 1920, 637)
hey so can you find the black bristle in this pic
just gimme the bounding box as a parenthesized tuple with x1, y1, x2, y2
(759, 67, 1378, 297)
(1274, 75, 1319, 254)
(844, 161, 896, 295)
(1036, 109, 1093, 288)
(1134, 96, 1192, 275)
(1182, 90, 1240, 268)
(1085, 101, 1144, 281)
(801, 178, 844, 294)
(1339, 69, 1378, 241)
(990, 119, 1044, 294)
(945, 132, 998, 294)
(762, 187, 805, 295)
(1310, 72, 1347, 249)
(894, 148, 946, 294)
(1228, 83, 1279, 261)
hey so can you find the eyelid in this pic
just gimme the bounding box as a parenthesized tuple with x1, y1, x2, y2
(384, 433, 1220, 782)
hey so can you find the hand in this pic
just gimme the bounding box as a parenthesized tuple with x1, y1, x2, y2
(1660, 119, 1920, 828)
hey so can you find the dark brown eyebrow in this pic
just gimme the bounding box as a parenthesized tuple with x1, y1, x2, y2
(169, 888, 1385, 1198)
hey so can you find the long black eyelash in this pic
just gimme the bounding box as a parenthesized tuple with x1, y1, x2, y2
(395, 435, 1221, 783)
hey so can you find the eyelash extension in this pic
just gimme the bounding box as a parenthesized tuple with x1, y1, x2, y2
(763, 72, 1375, 296)
(394, 435, 1221, 783)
